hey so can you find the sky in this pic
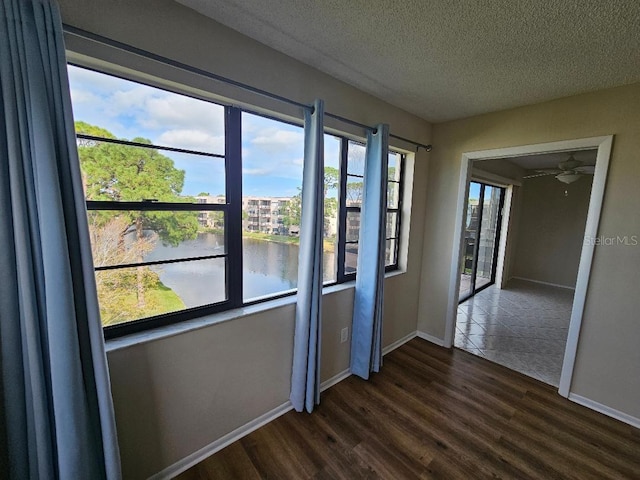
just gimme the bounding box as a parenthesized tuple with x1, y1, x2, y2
(67, 65, 340, 198)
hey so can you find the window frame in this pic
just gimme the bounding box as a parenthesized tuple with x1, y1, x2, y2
(386, 150, 405, 270)
(336, 139, 405, 283)
(90, 106, 243, 340)
(70, 65, 406, 339)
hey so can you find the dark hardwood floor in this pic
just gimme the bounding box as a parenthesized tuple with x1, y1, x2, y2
(177, 338, 640, 479)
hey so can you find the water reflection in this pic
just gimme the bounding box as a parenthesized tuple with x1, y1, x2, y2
(146, 233, 336, 307)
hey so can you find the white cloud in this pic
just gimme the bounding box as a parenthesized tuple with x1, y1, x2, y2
(69, 88, 101, 105)
(324, 136, 341, 168)
(158, 129, 225, 155)
(68, 65, 313, 194)
(67, 65, 130, 93)
(110, 86, 151, 113)
(250, 128, 304, 154)
(242, 157, 302, 180)
(241, 121, 305, 181)
(68, 65, 226, 140)
(143, 95, 225, 134)
(242, 167, 274, 175)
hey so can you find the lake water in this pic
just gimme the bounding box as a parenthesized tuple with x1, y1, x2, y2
(145, 232, 336, 308)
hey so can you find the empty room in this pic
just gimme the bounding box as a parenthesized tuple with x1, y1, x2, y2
(454, 151, 597, 386)
(1, 1, 639, 479)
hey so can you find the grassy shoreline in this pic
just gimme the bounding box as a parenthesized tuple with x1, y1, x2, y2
(100, 280, 185, 327)
(201, 228, 336, 253)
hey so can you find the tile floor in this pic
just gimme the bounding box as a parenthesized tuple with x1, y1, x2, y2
(455, 278, 574, 386)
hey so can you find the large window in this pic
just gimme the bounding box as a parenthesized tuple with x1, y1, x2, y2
(70, 65, 231, 331)
(337, 141, 404, 279)
(240, 112, 305, 301)
(68, 65, 405, 337)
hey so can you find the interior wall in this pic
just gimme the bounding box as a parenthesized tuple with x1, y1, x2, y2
(512, 174, 593, 288)
(419, 81, 640, 422)
(473, 158, 526, 182)
(57, 0, 431, 478)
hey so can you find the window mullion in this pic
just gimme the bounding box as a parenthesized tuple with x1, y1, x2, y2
(225, 107, 243, 307)
(337, 137, 349, 283)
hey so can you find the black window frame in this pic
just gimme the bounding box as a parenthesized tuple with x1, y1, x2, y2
(88, 106, 244, 340)
(336, 139, 405, 283)
(71, 65, 405, 339)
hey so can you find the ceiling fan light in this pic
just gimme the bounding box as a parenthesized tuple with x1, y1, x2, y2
(556, 172, 581, 184)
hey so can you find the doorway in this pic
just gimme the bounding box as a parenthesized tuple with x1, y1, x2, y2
(444, 136, 613, 397)
(459, 182, 505, 302)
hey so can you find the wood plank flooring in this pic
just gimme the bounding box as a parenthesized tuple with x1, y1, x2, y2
(177, 338, 640, 479)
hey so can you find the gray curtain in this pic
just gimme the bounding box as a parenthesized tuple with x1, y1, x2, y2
(350, 124, 389, 379)
(290, 99, 324, 413)
(0, 1, 121, 478)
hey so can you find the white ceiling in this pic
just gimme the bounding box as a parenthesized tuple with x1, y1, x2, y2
(506, 149, 597, 170)
(176, 0, 640, 122)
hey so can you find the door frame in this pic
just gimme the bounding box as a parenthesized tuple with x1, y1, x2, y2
(444, 136, 613, 398)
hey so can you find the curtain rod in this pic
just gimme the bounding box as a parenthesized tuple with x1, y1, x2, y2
(325, 112, 432, 151)
(62, 25, 432, 152)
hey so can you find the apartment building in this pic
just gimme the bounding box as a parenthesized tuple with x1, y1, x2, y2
(195, 195, 226, 229)
(241, 196, 293, 235)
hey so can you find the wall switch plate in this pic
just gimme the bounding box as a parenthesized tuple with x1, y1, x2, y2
(341, 327, 349, 343)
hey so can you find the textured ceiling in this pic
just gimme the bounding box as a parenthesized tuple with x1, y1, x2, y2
(505, 149, 597, 170)
(176, 0, 640, 122)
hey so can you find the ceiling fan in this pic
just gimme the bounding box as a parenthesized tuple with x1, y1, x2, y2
(523, 155, 595, 184)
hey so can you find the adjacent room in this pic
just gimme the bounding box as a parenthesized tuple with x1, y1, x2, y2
(455, 151, 596, 386)
(2, 1, 640, 479)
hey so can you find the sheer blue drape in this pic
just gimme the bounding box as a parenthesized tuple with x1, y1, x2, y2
(290, 100, 324, 413)
(350, 124, 389, 379)
(0, 1, 121, 478)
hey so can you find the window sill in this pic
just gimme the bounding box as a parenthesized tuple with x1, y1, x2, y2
(105, 269, 405, 353)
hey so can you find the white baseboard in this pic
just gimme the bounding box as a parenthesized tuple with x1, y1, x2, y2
(320, 330, 418, 393)
(149, 401, 294, 480)
(568, 393, 640, 430)
(320, 368, 351, 392)
(382, 330, 418, 355)
(511, 276, 575, 290)
(151, 332, 422, 479)
(416, 331, 446, 347)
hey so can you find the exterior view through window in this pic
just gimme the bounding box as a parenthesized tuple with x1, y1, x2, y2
(342, 142, 403, 275)
(67, 64, 404, 336)
(459, 181, 505, 302)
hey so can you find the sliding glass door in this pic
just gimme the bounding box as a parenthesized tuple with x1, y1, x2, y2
(459, 182, 505, 302)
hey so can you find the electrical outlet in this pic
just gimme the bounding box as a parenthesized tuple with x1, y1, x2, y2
(340, 327, 349, 343)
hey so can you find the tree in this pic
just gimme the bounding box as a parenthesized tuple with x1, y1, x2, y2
(207, 210, 225, 230)
(89, 215, 169, 325)
(281, 167, 343, 237)
(75, 121, 116, 146)
(76, 122, 198, 319)
(323, 197, 338, 237)
(283, 189, 302, 231)
(324, 166, 339, 194)
(346, 180, 363, 205)
(322, 166, 340, 236)
(388, 165, 397, 182)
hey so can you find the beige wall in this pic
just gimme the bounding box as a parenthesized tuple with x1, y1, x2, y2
(58, 0, 431, 478)
(419, 82, 640, 421)
(473, 158, 525, 182)
(512, 174, 592, 288)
